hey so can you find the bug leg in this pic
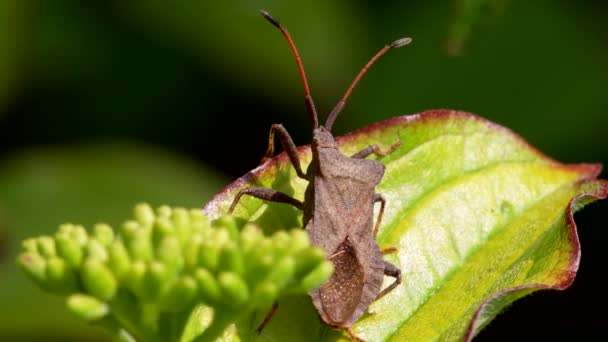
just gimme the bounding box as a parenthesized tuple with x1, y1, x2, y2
(344, 327, 365, 342)
(376, 261, 401, 300)
(381, 246, 397, 254)
(256, 301, 279, 334)
(228, 187, 304, 214)
(262, 124, 307, 179)
(372, 194, 386, 238)
(350, 139, 401, 159)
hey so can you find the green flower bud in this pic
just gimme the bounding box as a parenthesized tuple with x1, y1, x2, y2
(298, 261, 334, 293)
(153, 217, 174, 245)
(70, 225, 89, 247)
(239, 223, 263, 254)
(288, 229, 310, 253)
(245, 255, 274, 288)
(46, 257, 78, 293)
(266, 256, 295, 290)
(194, 268, 221, 305)
(126, 261, 147, 297)
(252, 281, 278, 309)
(292, 247, 326, 279)
(37, 236, 56, 258)
(156, 205, 172, 218)
(81, 258, 118, 300)
(108, 240, 131, 280)
(22, 238, 38, 253)
(242, 238, 274, 283)
(156, 236, 183, 274)
(270, 231, 291, 260)
(172, 207, 191, 246)
(93, 223, 114, 247)
(57, 223, 74, 235)
(121, 220, 139, 245)
(160, 275, 198, 312)
(57, 223, 89, 246)
(213, 216, 239, 242)
(245, 238, 273, 264)
(218, 242, 244, 275)
(183, 235, 202, 269)
(55, 233, 83, 268)
(188, 209, 208, 233)
(141, 261, 169, 300)
(85, 239, 108, 262)
(135, 203, 155, 227)
(67, 294, 109, 322)
(128, 230, 153, 262)
(198, 240, 220, 272)
(218, 272, 249, 309)
(18, 252, 47, 287)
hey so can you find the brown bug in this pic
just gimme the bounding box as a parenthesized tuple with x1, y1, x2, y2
(229, 10, 410, 341)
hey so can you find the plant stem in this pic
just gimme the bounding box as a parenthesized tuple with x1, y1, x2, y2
(193, 311, 235, 342)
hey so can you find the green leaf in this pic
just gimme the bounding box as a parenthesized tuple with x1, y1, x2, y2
(204, 110, 607, 341)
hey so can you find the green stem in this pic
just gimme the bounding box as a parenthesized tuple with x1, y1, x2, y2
(94, 315, 135, 342)
(157, 307, 192, 342)
(193, 311, 235, 342)
(109, 290, 161, 342)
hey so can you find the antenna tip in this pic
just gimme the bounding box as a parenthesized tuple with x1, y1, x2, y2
(260, 10, 282, 29)
(389, 37, 413, 48)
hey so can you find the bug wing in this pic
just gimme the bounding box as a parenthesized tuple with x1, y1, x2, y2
(306, 148, 384, 252)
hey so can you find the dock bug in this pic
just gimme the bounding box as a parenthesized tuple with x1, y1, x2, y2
(229, 10, 410, 341)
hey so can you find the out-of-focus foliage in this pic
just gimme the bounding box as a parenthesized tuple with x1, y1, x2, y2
(0, 0, 606, 340)
(17, 204, 333, 341)
(0, 0, 22, 113)
(0, 143, 226, 339)
(445, 0, 506, 55)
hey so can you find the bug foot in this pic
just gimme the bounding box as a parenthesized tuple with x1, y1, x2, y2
(344, 327, 366, 342)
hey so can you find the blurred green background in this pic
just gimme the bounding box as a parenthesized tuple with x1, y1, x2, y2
(0, 0, 606, 340)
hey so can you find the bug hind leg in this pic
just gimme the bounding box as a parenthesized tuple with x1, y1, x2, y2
(376, 260, 401, 300)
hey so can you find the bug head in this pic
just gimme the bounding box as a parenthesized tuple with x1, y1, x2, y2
(312, 126, 336, 150)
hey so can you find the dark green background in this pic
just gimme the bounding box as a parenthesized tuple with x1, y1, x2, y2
(0, 0, 606, 340)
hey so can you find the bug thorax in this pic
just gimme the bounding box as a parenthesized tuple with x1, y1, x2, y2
(312, 126, 336, 150)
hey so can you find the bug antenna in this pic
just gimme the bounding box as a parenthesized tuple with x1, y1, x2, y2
(260, 10, 319, 129)
(324, 37, 412, 132)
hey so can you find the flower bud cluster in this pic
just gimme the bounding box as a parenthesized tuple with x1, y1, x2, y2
(18, 203, 333, 341)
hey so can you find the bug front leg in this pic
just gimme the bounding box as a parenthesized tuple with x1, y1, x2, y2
(262, 124, 306, 179)
(228, 187, 304, 214)
(350, 139, 401, 159)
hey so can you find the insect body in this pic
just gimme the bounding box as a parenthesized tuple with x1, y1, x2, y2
(229, 10, 410, 341)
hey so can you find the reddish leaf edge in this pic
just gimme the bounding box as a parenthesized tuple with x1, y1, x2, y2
(203, 109, 602, 216)
(463, 178, 608, 341)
